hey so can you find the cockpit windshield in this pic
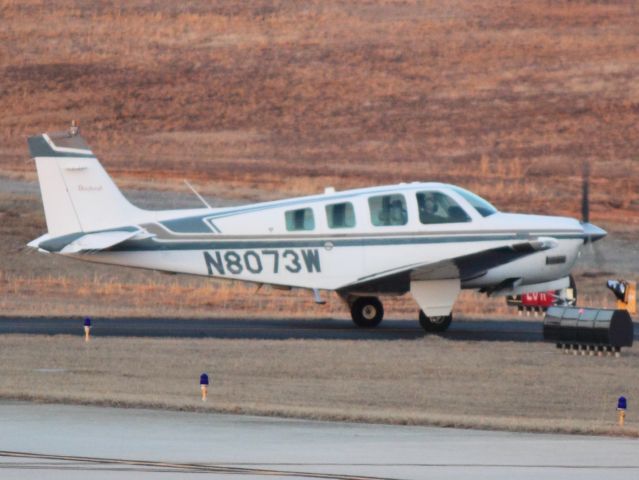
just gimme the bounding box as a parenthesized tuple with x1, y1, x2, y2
(450, 187, 498, 217)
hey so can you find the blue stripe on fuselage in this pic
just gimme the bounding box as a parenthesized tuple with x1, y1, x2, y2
(105, 232, 584, 252)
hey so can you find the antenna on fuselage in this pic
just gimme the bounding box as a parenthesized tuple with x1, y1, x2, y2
(183, 179, 212, 209)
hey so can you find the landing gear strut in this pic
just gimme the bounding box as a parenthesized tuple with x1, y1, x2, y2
(350, 297, 384, 328)
(419, 311, 452, 332)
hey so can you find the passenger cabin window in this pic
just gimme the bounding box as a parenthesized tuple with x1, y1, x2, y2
(285, 208, 315, 231)
(326, 202, 356, 228)
(369, 194, 408, 226)
(416, 191, 471, 224)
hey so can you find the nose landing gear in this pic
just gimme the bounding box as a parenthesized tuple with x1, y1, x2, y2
(419, 311, 452, 332)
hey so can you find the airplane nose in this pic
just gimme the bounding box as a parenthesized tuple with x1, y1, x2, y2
(582, 222, 607, 243)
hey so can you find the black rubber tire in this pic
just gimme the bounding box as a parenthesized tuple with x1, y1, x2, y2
(350, 297, 384, 328)
(419, 310, 452, 332)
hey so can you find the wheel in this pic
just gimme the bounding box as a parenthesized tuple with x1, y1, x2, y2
(350, 297, 384, 328)
(419, 310, 452, 332)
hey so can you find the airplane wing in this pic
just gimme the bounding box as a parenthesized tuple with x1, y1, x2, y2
(340, 237, 558, 293)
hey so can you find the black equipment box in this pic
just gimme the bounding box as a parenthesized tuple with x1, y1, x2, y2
(543, 307, 634, 348)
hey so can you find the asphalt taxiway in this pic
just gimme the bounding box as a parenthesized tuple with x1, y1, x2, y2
(1, 401, 638, 480)
(0, 315, 637, 342)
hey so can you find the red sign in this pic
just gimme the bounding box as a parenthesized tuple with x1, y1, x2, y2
(521, 291, 556, 307)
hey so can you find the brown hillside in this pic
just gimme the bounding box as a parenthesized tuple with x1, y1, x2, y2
(1, 0, 638, 225)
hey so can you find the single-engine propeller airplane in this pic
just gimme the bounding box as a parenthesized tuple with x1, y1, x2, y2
(26, 124, 607, 331)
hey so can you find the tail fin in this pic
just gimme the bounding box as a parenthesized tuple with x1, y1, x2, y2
(27, 128, 143, 236)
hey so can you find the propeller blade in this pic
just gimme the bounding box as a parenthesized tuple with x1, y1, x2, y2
(591, 240, 606, 270)
(583, 239, 606, 271)
(577, 161, 607, 273)
(581, 160, 590, 224)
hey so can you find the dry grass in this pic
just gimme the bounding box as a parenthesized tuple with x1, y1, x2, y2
(0, 270, 621, 319)
(1, 1, 638, 224)
(0, 334, 637, 437)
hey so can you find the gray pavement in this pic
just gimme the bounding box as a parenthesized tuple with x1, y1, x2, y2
(0, 316, 550, 341)
(0, 315, 637, 342)
(0, 401, 638, 479)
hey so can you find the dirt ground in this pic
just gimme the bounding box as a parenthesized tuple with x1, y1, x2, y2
(1, 1, 639, 223)
(2, 0, 637, 316)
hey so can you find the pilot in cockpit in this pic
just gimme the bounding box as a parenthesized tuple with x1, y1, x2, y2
(419, 193, 444, 224)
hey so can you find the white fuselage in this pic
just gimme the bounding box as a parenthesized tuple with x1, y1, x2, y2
(66, 183, 587, 294)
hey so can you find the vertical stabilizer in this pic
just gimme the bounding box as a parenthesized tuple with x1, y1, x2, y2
(27, 129, 143, 236)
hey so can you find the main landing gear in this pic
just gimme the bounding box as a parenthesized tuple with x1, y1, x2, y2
(347, 295, 453, 332)
(418, 311, 452, 332)
(350, 296, 384, 328)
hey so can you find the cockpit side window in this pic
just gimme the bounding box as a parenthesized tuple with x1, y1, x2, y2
(326, 202, 356, 228)
(285, 208, 315, 231)
(450, 187, 498, 217)
(416, 191, 471, 224)
(369, 194, 408, 226)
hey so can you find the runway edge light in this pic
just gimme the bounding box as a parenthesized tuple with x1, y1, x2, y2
(617, 396, 627, 427)
(200, 373, 209, 402)
(83, 317, 92, 342)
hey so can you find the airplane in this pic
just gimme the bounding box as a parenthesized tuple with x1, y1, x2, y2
(26, 124, 607, 332)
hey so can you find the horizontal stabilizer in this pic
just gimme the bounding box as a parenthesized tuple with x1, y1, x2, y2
(28, 229, 144, 253)
(60, 230, 141, 253)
